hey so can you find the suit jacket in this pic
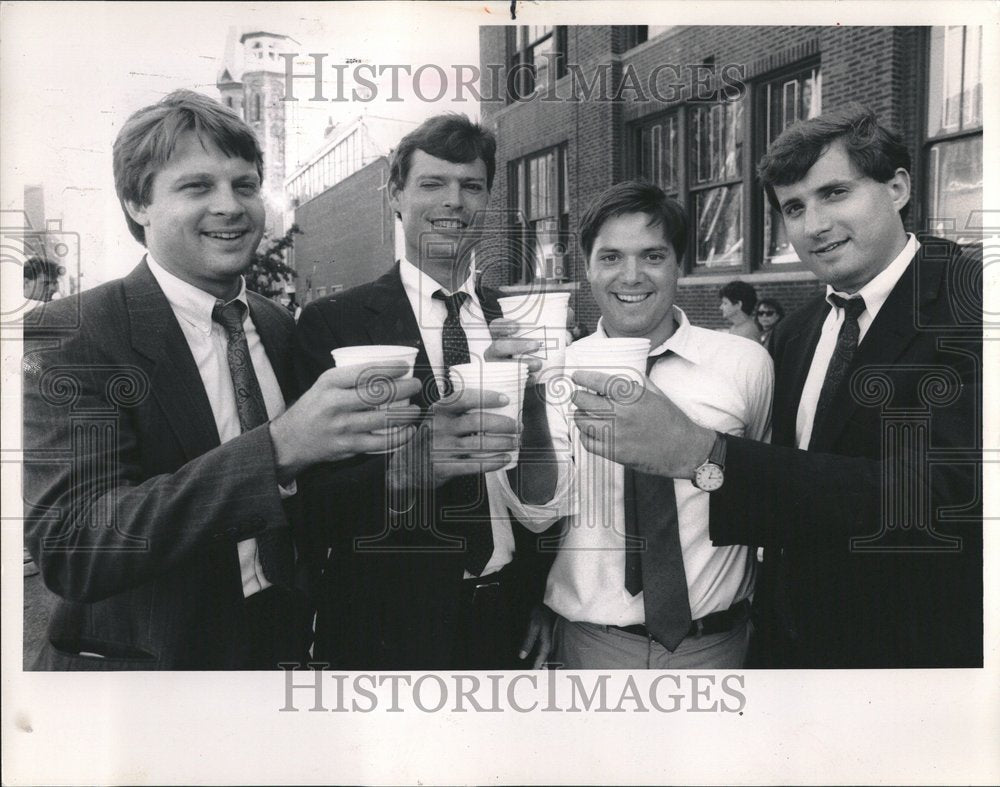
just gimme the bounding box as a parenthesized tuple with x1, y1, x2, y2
(22, 261, 301, 670)
(709, 237, 983, 668)
(294, 263, 554, 669)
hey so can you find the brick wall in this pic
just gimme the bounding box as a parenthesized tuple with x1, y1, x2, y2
(291, 157, 395, 301)
(480, 24, 925, 332)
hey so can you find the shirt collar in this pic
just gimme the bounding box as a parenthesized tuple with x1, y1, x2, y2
(399, 255, 477, 304)
(146, 253, 248, 336)
(594, 305, 701, 365)
(825, 233, 918, 321)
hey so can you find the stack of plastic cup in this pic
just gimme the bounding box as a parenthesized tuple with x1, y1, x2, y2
(496, 291, 571, 381)
(448, 360, 529, 471)
(330, 344, 419, 451)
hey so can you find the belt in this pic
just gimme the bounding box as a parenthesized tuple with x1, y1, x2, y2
(611, 598, 751, 643)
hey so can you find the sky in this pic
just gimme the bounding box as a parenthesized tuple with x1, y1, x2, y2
(0, 1, 485, 288)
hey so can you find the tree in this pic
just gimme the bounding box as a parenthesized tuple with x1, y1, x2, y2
(246, 224, 301, 298)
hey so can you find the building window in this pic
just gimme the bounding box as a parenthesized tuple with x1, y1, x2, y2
(760, 63, 822, 264)
(506, 26, 567, 102)
(509, 144, 569, 282)
(624, 26, 674, 49)
(251, 92, 261, 122)
(635, 97, 746, 271)
(634, 61, 819, 273)
(224, 97, 233, 108)
(924, 25, 982, 239)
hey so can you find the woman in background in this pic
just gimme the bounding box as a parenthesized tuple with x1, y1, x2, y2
(755, 297, 785, 352)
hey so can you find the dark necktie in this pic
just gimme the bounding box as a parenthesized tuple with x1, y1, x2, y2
(212, 299, 291, 586)
(431, 290, 494, 576)
(811, 294, 867, 441)
(623, 351, 691, 651)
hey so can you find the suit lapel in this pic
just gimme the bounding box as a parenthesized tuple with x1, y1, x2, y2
(773, 300, 827, 447)
(811, 246, 939, 450)
(248, 294, 296, 405)
(362, 264, 437, 409)
(124, 260, 221, 461)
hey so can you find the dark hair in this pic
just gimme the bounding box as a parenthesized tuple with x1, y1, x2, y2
(754, 297, 785, 327)
(579, 180, 688, 261)
(719, 280, 757, 315)
(23, 256, 63, 281)
(113, 89, 263, 245)
(388, 113, 496, 193)
(757, 103, 912, 219)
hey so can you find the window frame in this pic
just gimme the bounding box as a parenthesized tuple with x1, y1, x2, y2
(752, 58, 822, 272)
(630, 59, 822, 275)
(631, 96, 751, 275)
(508, 143, 571, 283)
(917, 25, 983, 238)
(505, 25, 568, 103)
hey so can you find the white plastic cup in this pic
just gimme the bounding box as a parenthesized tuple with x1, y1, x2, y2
(448, 361, 528, 471)
(497, 292, 571, 379)
(562, 337, 650, 422)
(330, 345, 419, 448)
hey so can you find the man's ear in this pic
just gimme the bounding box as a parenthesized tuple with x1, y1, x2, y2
(125, 200, 151, 228)
(887, 167, 911, 214)
(387, 180, 402, 218)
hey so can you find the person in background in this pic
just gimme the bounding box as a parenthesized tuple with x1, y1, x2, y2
(754, 297, 785, 352)
(719, 280, 761, 341)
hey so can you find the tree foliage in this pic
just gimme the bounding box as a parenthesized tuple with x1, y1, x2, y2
(245, 224, 301, 298)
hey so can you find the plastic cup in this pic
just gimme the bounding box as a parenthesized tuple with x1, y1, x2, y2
(562, 337, 650, 422)
(331, 344, 419, 449)
(448, 361, 529, 471)
(497, 292, 571, 379)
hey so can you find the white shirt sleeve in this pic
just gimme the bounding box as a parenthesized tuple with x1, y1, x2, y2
(491, 377, 577, 533)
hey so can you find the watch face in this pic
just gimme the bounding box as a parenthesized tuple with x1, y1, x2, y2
(695, 463, 724, 491)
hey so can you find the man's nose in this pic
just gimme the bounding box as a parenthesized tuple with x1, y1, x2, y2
(210, 185, 246, 216)
(620, 257, 642, 283)
(803, 203, 832, 238)
(440, 182, 464, 210)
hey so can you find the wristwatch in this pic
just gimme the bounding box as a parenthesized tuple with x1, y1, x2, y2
(692, 432, 726, 492)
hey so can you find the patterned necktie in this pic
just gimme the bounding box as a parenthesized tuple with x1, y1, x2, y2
(623, 351, 691, 651)
(811, 294, 867, 441)
(211, 299, 291, 586)
(431, 289, 493, 576)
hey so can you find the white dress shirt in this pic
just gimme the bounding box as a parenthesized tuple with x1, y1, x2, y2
(398, 257, 517, 578)
(500, 307, 774, 624)
(147, 255, 289, 598)
(796, 233, 918, 449)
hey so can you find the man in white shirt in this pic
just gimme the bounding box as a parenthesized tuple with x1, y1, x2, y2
(508, 181, 774, 669)
(22, 90, 419, 669)
(294, 114, 558, 669)
(614, 105, 983, 668)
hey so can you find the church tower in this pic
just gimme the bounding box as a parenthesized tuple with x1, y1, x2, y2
(216, 29, 295, 239)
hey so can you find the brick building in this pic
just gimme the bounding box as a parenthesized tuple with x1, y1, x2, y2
(478, 25, 982, 330)
(287, 115, 417, 300)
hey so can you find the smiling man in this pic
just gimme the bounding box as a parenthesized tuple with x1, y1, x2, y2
(22, 90, 420, 669)
(294, 114, 558, 669)
(577, 105, 983, 668)
(510, 181, 774, 669)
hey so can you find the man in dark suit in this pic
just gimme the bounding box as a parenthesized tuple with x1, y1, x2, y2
(294, 114, 559, 669)
(569, 104, 982, 668)
(22, 90, 419, 670)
